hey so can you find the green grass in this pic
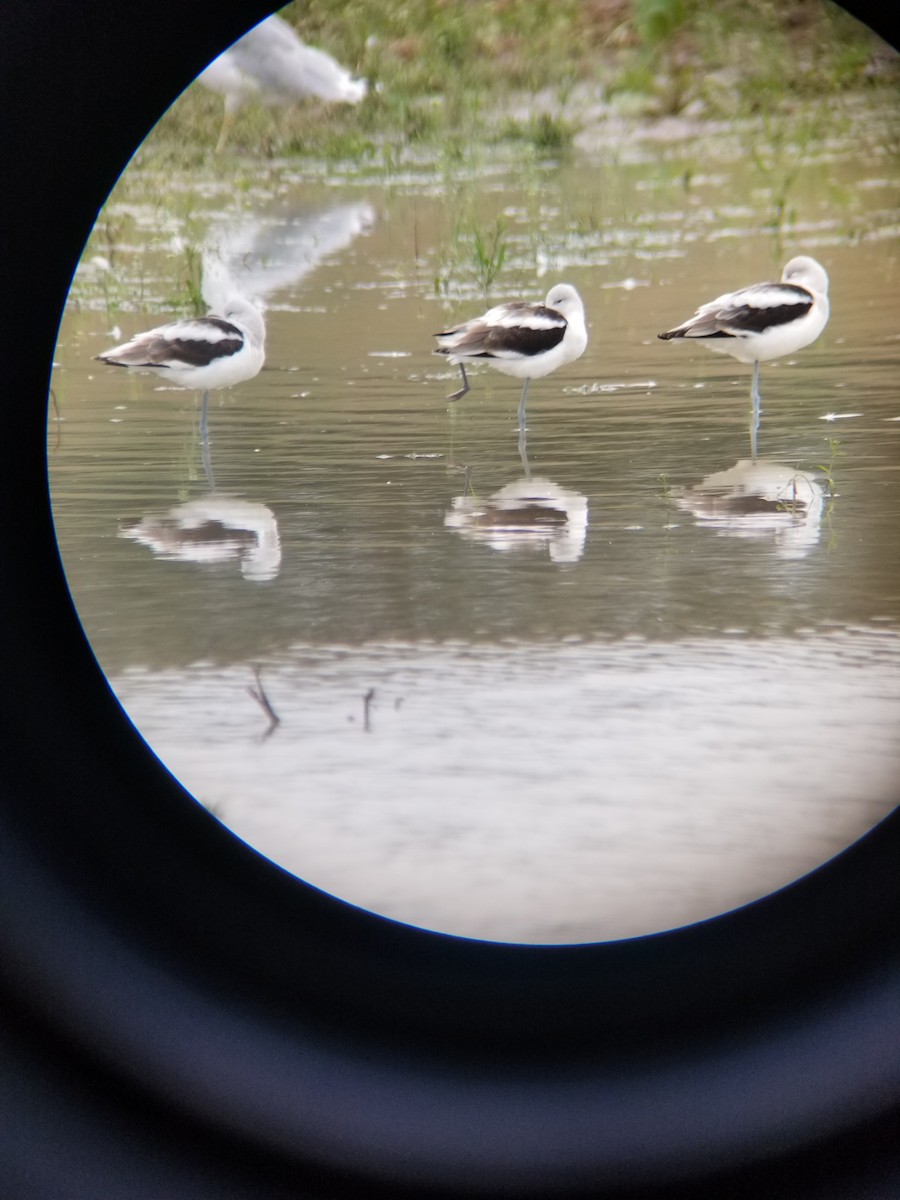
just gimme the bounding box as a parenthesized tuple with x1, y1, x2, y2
(497, 113, 578, 153)
(816, 437, 842, 499)
(76, 0, 896, 315)
(134, 0, 895, 162)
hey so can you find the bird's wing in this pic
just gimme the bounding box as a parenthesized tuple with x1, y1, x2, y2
(671, 282, 814, 338)
(99, 318, 244, 369)
(232, 16, 365, 103)
(435, 304, 567, 360)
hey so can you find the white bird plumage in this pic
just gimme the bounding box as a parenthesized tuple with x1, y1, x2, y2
(198, 14, 367, 151)
(658, 256, 830, 450)
(95, 294, 265, 393)
(95, 287, 265, 486)
(658, 256, 829, 364)
(433, 283, 588, 432)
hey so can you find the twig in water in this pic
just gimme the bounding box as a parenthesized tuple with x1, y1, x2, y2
(247, 665, 280, 740)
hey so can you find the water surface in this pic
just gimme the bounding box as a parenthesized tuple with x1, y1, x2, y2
(50, 99, 900, 941)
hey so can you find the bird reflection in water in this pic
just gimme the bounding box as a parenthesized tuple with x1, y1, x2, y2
(445, 477, 588, 564)
(674, 459, 825, 559)
(206, 200, 374, 304)
(120, 495, 282, 582)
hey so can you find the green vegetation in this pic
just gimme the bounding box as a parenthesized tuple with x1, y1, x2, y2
(74, 1, 896, 317)
(138, 0, 896, 163)
(180, 242, 206, 316)
(621, 0, 894, 115)
(498, 113, 577, 153)
(470, 217, 509, 297)
(816, 436, 842, 548)
(816, 436, 842, 499)
(433, 215, 512, 302)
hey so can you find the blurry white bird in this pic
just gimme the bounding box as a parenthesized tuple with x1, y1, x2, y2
(658, 256, 830, 453)
(197, 13, 367, 151)
(433, 283, 588, 433)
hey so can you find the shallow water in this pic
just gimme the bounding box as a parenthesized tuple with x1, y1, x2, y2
(50, 97, 900, 942)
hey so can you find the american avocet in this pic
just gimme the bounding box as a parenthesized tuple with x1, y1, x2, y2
(433, 283, 588, 433)
(198, 14, 367, 152)
(658, 256, 829, 450)
(95, 295, 265, 397)
(95, 295, 265, 484)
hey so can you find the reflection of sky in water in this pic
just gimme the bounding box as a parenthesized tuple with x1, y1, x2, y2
(115, 628, 900, 944)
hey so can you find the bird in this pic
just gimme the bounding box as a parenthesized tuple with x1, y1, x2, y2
(197, 14, 367, 152)
(657, 256, 830, 451)
(94, 295, 265, 397)
(433, 283, 588, 433)
(94, 293, 265, 483)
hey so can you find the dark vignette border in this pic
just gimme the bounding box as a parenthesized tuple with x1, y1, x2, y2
(0, 1, 897, 1196)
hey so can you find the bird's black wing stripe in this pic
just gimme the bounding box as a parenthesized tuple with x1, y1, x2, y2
(717, 297, 813, 335)
(163, 334, 243, 366)
(476, 323, 566, 359)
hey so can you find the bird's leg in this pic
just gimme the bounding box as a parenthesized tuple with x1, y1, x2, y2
(446, 363, 470, 403)
(517, 378, 530, 434)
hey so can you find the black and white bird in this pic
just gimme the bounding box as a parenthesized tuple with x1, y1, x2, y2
(197, 14, 367, 151)
(95, 295, 265, 397)
(95, 294, 265, 483)
(433, 283, 588, 432)
(658, 256, 830, 446)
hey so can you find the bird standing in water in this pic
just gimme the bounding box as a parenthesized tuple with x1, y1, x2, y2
(94, 294, 265, 485)
(433, 283, 588, 435)
(95, 295, 265, 399)
(658, 256, 830, 454)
